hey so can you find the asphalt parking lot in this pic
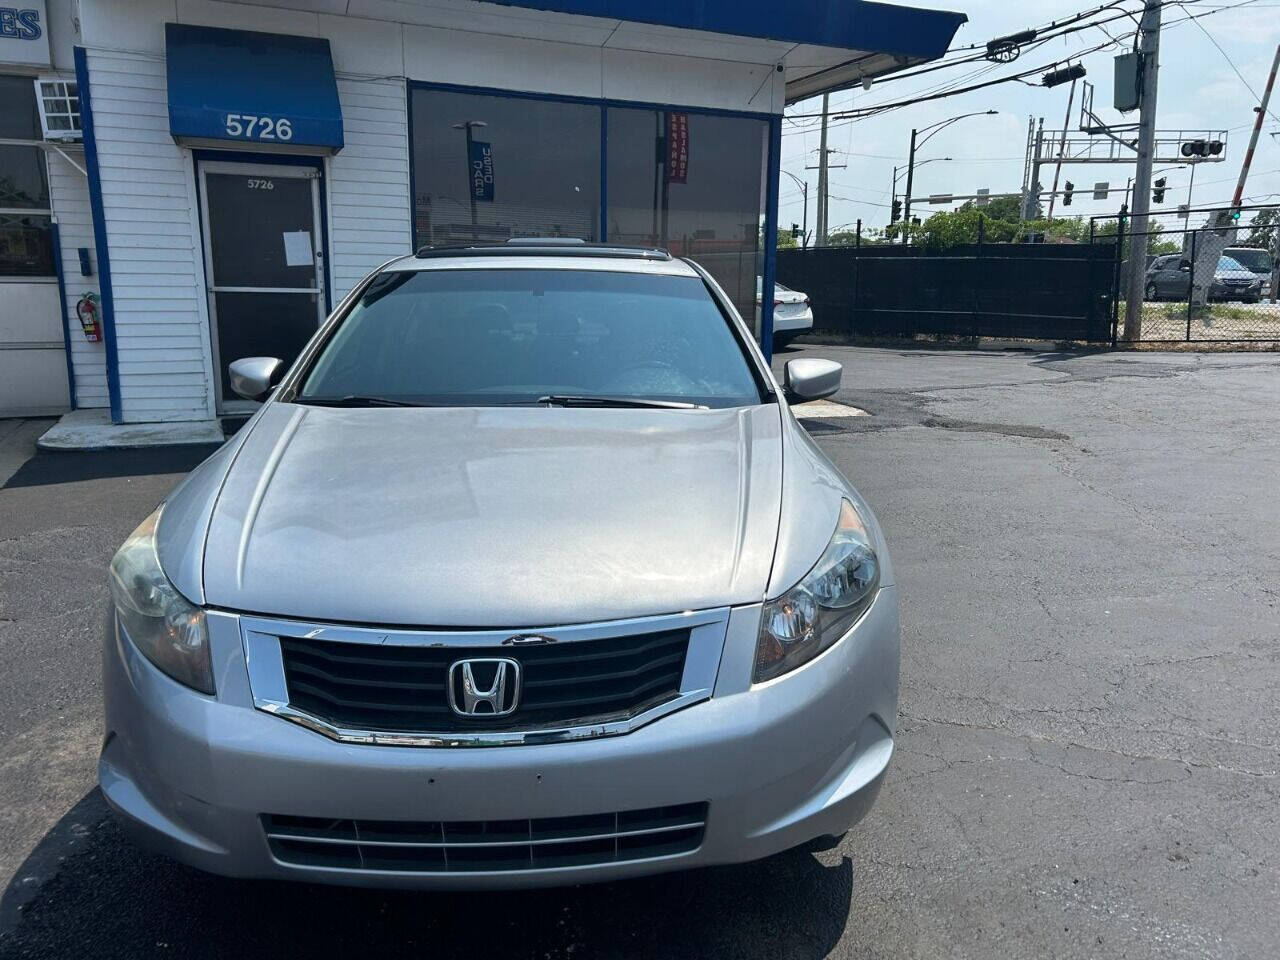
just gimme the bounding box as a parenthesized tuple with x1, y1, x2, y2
(2, 345, 1278, 959)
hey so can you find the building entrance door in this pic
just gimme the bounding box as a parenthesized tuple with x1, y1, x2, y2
(198, 161, 324, 411)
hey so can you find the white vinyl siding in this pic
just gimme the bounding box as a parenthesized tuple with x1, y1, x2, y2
(85, 48, 216, 423)
(46, 149, 108, 408)
(327, 77, 412, 303)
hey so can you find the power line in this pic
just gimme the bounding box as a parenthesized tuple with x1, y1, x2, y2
(1171, 1, 1280, 123)
(781, 0, 1270, 136)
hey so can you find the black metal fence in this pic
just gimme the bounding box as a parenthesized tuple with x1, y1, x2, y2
(778, 241, 1116, 343)
(1096, 205, 1280, 343)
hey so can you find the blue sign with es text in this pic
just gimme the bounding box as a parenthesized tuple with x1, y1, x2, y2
(0, 1, 49, 66)
(469, 140, 495, 202)
(0, 8, 41, 39)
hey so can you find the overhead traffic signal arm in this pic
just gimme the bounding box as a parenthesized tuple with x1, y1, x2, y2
(1180, 139, 1224, 158)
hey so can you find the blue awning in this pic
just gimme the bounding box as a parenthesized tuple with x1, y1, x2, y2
(164, 24, 343, 152)
(485, 0, 967, 61)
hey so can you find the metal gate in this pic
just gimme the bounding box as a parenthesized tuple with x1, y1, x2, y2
(777, 241, 1116, 343)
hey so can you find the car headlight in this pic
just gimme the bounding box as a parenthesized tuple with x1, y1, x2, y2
(754, 499, 880, 683)
(108, 506, 213, 694)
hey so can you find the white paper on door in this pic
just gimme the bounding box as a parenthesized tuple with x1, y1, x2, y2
(282, 231, 314, 267)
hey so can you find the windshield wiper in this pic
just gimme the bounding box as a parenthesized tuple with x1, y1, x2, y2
(538, 394, 705, 410)
(297, 395, 425, 408)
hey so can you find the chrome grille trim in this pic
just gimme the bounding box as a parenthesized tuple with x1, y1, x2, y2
(241, 608, 729, 747)
(261, 803, 709, 874)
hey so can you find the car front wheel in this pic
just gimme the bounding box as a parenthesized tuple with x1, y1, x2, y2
(1145, 282, 1159, 301)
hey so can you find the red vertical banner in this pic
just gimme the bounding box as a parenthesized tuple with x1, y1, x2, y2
(667, 112, 689, 184)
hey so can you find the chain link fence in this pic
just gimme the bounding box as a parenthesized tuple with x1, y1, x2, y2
(1095, 204, 1279, 343)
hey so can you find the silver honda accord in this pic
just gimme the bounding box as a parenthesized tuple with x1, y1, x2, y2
(101, 241, 898, 889)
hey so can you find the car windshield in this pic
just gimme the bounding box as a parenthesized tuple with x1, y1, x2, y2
(1218, 256, 1248, 272)
(298, 268, 765, 408)
(1226, 249, 1273, 273)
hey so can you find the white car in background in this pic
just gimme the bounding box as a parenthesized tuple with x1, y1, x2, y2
(758, 280, 814, 348)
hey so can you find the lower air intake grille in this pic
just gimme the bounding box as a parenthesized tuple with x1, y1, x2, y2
(263, 802, 708, 873)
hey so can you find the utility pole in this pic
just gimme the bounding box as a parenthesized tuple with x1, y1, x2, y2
(1021, 118, 1044, 220)
(805, 95, 845, 246)
(902, 128, 917, 245)
(816, 93, 830, 246)
(1122, 0, 1162, 342)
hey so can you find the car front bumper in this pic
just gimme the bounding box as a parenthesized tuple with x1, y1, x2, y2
(101, 588, 898, 890)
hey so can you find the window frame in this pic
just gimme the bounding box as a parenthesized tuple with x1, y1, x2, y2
(35, 76, 82, 141)
(406, 79, 774, 249)
(0, 74, 56, 280)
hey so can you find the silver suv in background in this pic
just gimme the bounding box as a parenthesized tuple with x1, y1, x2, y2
(102, 241, 897, 889)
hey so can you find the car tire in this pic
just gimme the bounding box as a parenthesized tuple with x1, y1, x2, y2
(773, 332, 797, 349)
(1145, 282, 1159, 301)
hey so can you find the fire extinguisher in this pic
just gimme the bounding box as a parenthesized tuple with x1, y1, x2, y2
(76, 293, 102, 342)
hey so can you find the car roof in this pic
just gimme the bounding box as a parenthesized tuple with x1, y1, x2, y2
(384, 240, 701, 277)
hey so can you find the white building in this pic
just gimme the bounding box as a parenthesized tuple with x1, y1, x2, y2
(0, 0, 964, 430)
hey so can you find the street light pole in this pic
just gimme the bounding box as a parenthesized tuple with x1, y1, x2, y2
(781, 169, 809, 247)
(902, 129, 917, 246)
(902, 111, 997, 246)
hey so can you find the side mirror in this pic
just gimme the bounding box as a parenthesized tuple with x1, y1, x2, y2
(783, 357, 842, 404)
(228, 357, 283, 402)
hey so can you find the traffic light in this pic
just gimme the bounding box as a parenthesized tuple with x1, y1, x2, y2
(891, 198, 902, 223)
(1180, 139, 1224, 158)
(790, 223, 801, 239)
(1063, 181, 1074, 206)
(1153, 177, 1167, 204)
(1231, 209, 1242, 221)
(1042, 63, 1087, 88)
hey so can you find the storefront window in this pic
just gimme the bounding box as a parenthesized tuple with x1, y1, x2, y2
(607, 108, 766, 319)
(410, 88, 602, 247)
(407, 87, 770, 322)
(0, 75, 55, 277)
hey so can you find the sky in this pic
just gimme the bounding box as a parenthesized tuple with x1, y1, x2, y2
(779, 0, 1280, 238)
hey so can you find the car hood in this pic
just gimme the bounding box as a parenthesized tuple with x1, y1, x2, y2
(196, 402, 783, 627)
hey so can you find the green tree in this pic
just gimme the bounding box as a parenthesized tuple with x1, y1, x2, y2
(826, 228, 861, 247)
(959, 194, 1024, 221)
(1244, 207, 1279, 255)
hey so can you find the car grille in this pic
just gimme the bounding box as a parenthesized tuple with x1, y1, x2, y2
(278, 628, 690, 733)
(262, 803, 708, 873)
